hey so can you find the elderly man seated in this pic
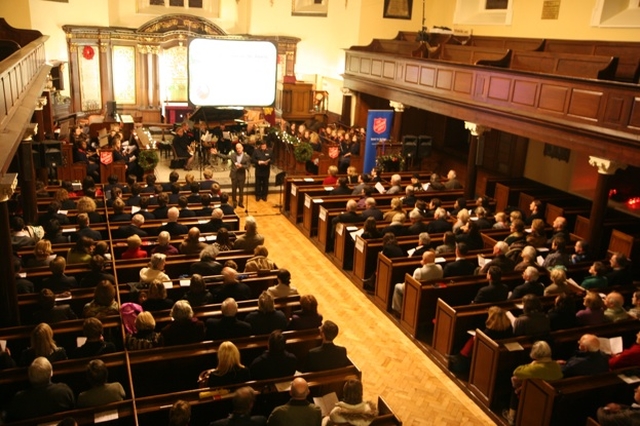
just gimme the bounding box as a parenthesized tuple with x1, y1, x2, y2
(392, 251, 443, 313)
(557, 334, 609, 378)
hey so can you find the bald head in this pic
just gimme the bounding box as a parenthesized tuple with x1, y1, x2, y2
(168, 207, 179, 222)
(212, 208, 224, 219)
(290, 377, 310, 399)
(578, 334, 600, 352)
(422, 251, 435, 265)
(346, 200, 357, 212)
(132, 214, 145, 227)
(187, 227, 200, 240)
(605, 291, 625, 309)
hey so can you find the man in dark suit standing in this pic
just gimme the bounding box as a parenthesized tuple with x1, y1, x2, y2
(252, 139, 272, 202)
(305, 320, 350, 372)
(444, 243, 477, 278)
(213, 143, 252, 208)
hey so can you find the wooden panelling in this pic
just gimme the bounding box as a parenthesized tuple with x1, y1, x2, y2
(512, 80, 537, 106)
(420, 66, 436, 86)
(630, 97, 640, 130)
(567, 89, 602, 121)
(538, 84, 568, 112)
(453, 71, 473, 94)
(405, 64, 419, 83)
(603, 95, 626, 126)
(436, 69, 453, 90)
(487, 76, 511, 101)
(383, 60, 395, 79)
(371, 59, 382, 76)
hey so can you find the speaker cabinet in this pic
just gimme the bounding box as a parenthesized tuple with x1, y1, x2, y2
(417, 135, 433, 159)
(402, 135, 417, 158)
(106, 101, 118, 119)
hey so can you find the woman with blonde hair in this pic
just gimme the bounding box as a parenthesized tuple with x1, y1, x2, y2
(83, 280, 120, 318)
(544, 268, 571, 296)
(18, 323, 68, 366)
(76, 196, 103, 224)
(323, 165, 339, 186)
(206, 341, 251, 388)
(383, 197, 405, 222)
(140, 253, 170, 283)
(26, 239, 55, 268)
(121, 234, 147, 259)
(125, 311, 164, 350)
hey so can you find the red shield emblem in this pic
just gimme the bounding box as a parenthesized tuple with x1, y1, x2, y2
(373, 117, 387, 134)
(328, 146, 339, 159)
(100, 150, 113, 165)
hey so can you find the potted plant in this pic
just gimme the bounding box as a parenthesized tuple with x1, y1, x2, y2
(138, 149, 160, 174)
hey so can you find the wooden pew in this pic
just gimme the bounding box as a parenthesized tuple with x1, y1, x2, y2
(465, 35, 545, 52)
(435, 44, 511, 66)
(508, 50, 619, 81)
(467, 320, 640, 411)
(517, 371, 637, 426)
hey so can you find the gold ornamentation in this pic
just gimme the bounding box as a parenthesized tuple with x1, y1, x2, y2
(588, 156, 628, 175)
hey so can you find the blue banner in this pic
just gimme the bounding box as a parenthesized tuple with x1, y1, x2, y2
(363, 110, 394, 174)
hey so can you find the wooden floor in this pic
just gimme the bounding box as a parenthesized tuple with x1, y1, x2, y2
(154, 158, 495, 424)
(229, 196, 496, 425)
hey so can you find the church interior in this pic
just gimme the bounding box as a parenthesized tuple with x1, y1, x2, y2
(1, 0, 640, 425)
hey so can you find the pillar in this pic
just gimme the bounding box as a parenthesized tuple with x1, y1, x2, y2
(0, 173, 20, 327)
(389, 101, 404, 144)
(463, 121, 490, 200)
(587, 156, 627, 257)
(18, 131, 38, 225)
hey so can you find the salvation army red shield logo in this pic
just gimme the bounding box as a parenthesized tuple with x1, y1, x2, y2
(328, 146, 339, 159)
(100, 150, 113, 165)
(373, 117, 387, 134)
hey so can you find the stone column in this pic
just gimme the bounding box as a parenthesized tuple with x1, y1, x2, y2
(0, 173, 19, 327)
(587, 156, 627, 257)
(463, 121, 490, 200)
(18, 125, 38, 225)
(389, 101, 404, 144)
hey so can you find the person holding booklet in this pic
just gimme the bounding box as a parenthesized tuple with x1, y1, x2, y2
(556, 334, 609, 378)
(609, 331, 640, 369)
(320, 379, 378, 426)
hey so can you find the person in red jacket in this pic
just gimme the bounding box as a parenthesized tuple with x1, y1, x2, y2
(609, 331, 640, 369)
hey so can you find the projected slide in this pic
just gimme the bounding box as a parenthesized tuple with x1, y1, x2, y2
(188, 38, 278, 107)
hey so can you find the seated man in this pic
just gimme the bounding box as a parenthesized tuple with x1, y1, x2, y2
(607, 252, 634, 287)
(245, 292, 288, 336)
(444, 242, 477, 278)
(205, 298, 252, 341)
(305, 320, 350, 372)
(386, 174, 402, 194)
(115, 214, 148, 239)
(77, 359, 125, 408)
(199, 208, 225, 234)
(409, 232, 432, 258)
(178, 195, 197, 218)
(444, 169, 463, 189)
(190, 245, 223, 277)
(597, 386, 640, 426)
(6, 357, 75, 421)
(480, 241, 516, 274)
(210, 386, 267, 426)
(42, 256, 77, 293)
(474, 266, 508, 303)
(249, 330, 297, 380)
(392, 251, 443, 313)
(604, 291, 630, 322)
(216, 267, 252, 302)
(158, 207, 189, 237)
(510, 266, 545, 299)
(267, 378, 321, 426)
(557, 334, 609, 378)
(407, 209, 429, 235)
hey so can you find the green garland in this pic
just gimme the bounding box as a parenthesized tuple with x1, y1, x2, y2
(138, 149, 160, 172)
(293, 142, 314, 162)
(376, 153, 405, 171)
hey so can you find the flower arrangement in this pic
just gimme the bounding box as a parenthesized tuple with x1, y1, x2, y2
(376, 153, 405, 171)
(267, 128, 313, 162)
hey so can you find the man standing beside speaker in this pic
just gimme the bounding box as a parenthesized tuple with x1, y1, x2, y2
(213, 143, 251, 208)
(252, 139, 271, 202)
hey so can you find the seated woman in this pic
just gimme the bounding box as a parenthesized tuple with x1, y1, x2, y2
(244, 245, 277, 273)
(54, 188, 76, 210)
(455, 220, 483, 251)
(93, 241, 112, 261)
(141, 281, 175, 312)
(83, 280, 120, 318)
(492, 212, 509, 230)
(76, 195, 103, 224)
(576, 290, 607, 326)
(452, 208, 470, 234)
(212, 227, 233, 252)
(513, 294, 550, 337)
(289, 294, 323, 331)
(452, 306, 514, 375)
(346, 166, 359, 184)
(514, 246, 540, 272)
(544, 268, 571, 296)
(245, 291, 288, 336)
(381, 232, 405, 258)
(67, 236, 94, 265)
(322, 165, 339, 186)
(504, 219, 526, 246)
(121, 234, 147, 259)
(25, 239, 55, 268)
(161, 300, 206, 346)
(547, 293, 577, 331)
(32, 288, 77, 324)
(383, 197, 405, 223)
(19, 323, 68, 367)
(73, 137, 100, 181)
(140, 253, 170, 284)
(325, 379, 378, 426)
(183, 274, 214, 307)
(526, 219, 547, 248)
(503, 341, 562, 425)
(206, 341, 251, 388)
(125, 311, 164, 350)
(361, 217, 382, 240)
(435, 231, 456, 255)
(580, 261, 608, 290)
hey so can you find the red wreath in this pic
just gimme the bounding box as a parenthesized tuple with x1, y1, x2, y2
(82, 45, 95, 60)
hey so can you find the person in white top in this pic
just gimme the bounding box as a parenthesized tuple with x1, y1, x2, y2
(267, 269, 299, 299)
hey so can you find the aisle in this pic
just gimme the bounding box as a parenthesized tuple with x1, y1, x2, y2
(240, 204, 495, 426)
